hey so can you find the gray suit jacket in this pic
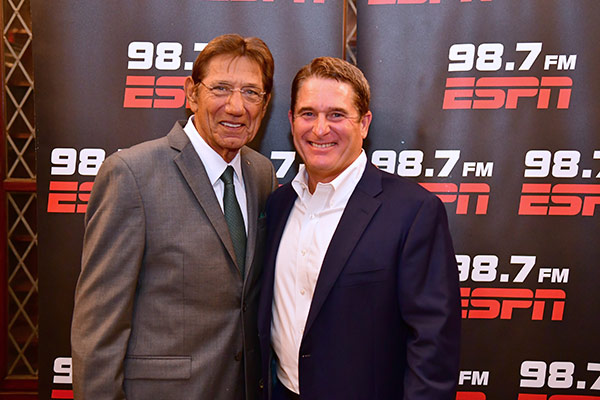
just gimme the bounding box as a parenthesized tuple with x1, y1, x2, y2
(71, 121, 277, 400)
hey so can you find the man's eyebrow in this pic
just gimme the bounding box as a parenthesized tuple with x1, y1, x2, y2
(327, 107, 350, 114)
(296, 106, 350, 114)
(210, 79, 262, 88)
(296, 106, 316, 114)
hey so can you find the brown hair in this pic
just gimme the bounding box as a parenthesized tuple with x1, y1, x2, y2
(191, 33, 274, 95)
(290, 57, 370, 117)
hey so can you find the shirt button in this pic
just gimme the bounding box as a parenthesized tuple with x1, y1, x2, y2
(301, 249, 306, 256)
(300, 289, 306, 295)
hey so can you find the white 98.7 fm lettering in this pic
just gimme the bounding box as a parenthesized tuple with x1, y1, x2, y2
(456, 255, 569, 285)
(51, 148, 105, 176)
(518, 360, 600, 399)
(448, 43, 576, 73)
(128, 41, 207, 72)
(524, 150, 600, 179)
(443, 42, 576, 110)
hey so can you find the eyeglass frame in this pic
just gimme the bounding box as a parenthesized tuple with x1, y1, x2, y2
(197, 81, 266, 104)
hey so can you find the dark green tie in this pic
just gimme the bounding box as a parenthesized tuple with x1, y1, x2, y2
(220, 166, 246, 274)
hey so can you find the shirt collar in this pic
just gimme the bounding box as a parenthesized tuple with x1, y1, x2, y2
(183, 116, 243, 185)
(291, 150, 367, 207)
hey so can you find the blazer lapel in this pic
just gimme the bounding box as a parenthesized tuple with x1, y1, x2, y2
(241, 148, 258, 279)
(267, 185, 297, 271)
(259, 184, 297, 332)
(168, 123, 239, 272)
(303, 163, 383, 338)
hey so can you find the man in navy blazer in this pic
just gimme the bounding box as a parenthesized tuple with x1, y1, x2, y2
(258, 57, 461, 400)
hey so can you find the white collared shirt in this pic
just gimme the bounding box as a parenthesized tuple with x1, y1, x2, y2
(271, 151, 367, 393)
(183, 116, 248, 233)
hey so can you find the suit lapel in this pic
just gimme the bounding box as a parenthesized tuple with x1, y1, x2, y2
(168, 123, 239, 273)
(265, 183, 297, 284)
(241, 148, 258, 279)
(303, 163, 383, 338)
(267, 185, 297, 271)
(259, 184, 297, 331)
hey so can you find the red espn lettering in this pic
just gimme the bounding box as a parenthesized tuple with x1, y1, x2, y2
(369, 0, 490, 4)
(461, 288, 565, 321)
(420, 183, 489, 215)
(51, 389, 74, 399)
(519, 183, 600, 216)
(47, 181, 93, 214)
(518, 395, 600, 400)
(123, 76, 188, 109)
(456, 392, 486, 400)
(443, 76, 572, 110)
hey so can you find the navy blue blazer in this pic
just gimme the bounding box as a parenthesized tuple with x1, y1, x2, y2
(258, 162, 461, 400)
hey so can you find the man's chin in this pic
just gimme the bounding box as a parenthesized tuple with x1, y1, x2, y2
(220, 137, 251, 150)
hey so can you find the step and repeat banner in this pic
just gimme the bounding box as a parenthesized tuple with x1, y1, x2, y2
(357, 1, 600, 400)
(32, 0, 598, 399)
(31, 1, 342, 398)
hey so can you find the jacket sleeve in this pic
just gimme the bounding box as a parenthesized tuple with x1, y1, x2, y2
(71, 154, 145, 400)
(398, 194, 461, 400)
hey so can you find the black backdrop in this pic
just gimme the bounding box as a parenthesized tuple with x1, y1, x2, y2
(32, 1, 599, 399)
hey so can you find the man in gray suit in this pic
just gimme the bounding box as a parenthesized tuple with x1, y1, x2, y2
(71, 34, 277, 400)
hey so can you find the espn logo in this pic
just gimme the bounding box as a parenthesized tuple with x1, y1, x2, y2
(519, 183, 600, 216)
(443, 76, 572, 110)
(47, 181, 93, 214)
(461, 288, 565, 321)
(420, 183, 490, 215)
(123, 76, 187, 109)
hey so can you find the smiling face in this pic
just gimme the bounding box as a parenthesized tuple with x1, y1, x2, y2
(290, 77, 372, 192)
(184, 54, 270, 162)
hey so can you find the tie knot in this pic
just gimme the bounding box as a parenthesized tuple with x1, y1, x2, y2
(221, 166, 235, 185)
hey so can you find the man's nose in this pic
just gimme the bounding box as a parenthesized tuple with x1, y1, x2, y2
(225, 90, 245, 114)
(312, 114, 330, 136)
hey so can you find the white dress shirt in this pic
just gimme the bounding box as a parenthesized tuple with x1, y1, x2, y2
(271, 151, 367, 394)
(183, 116, 248, 233)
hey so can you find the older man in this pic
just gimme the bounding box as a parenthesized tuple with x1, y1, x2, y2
(71, 34, 277, 400)
(258, 57, 461, 400)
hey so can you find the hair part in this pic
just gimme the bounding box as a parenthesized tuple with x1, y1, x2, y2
(191, 33, 274, 96)
(290, 57, 370, 117)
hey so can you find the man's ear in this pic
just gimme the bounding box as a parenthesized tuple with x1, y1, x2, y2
(288, 110, 294, 127)
(261, 93, 271, 115)
(184, 76, 198, 112)
(360, 111, 372, 139)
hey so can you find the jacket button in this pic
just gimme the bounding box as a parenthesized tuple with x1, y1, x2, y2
(242, 303, 247, 312)
(259, 378, 264, 390)
(235, 351, 243, 361)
